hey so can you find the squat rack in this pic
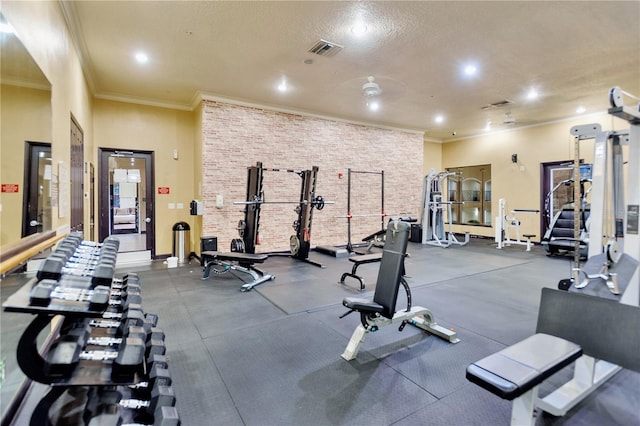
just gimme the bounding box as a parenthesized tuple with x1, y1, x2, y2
(234, 162, 326, 267)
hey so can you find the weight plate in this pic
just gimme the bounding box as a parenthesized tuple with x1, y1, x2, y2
(237, 220, 246, 238)
(606, 241, 622, 264)
(290, 235, 300, 255)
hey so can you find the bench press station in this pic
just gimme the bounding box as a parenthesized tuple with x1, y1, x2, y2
(201, 251, 274, 292)
(339, 220, 459, 360)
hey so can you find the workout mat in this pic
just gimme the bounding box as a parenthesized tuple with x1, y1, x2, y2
(255, 257, 380, 314)
(392, 384, 511, 426)
(182, 284, 287, 339)
(203, 314, 439, 426)
(166, 338, 244, 426)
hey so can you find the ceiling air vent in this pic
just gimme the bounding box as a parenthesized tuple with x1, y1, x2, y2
(481, 99, 514, 110)
(308, 39, 344, 57)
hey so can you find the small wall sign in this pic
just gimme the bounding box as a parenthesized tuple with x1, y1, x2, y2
(157, 187, 170, 195)
(1, 184, 19, 193)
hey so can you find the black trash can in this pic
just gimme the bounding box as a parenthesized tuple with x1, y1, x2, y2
(172, 222, 191, 263)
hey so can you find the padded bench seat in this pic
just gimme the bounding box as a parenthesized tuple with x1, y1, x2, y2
(201, 251, 268, 264)
(340, 253, 383, 291)
(466, 333, 582, 400)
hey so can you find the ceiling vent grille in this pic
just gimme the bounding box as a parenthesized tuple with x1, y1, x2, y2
(481, 99, 514, 110)
(308, 39, 344, 57)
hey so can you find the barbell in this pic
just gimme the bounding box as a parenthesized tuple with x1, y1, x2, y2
(233, 195, 332, 210)
(335, 213, 390, 219)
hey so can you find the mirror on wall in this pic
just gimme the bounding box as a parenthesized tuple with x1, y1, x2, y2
(0, 12, 53, 247)
(446, 164, 492, 226)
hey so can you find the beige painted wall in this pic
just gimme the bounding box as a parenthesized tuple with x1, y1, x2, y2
(0, 84, 52, 245)
(439, 113, 629, 240)
(2, 1, 94, 239)
(423, 139, 442, 174)
(93, 99, 196, 256)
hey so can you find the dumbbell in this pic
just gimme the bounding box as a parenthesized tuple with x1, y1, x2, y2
(30, 277, 141, 311)
(38, 256, 116, 285)
(92, 308, 147, 336)
(113, 273, 141, 287)
(86, 388, 179, 426)
(85, 327, 166, 360)
(29, 279, 111, 310)
(44, 334, 145, 381)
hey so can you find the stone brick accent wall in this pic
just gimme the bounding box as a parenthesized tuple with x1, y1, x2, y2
(201, 99, 423, 253)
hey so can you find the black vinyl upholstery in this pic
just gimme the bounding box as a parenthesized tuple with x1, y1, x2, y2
(342, 220, 409, 319)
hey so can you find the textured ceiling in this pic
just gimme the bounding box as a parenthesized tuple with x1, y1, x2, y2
(61, 1, 640, 141)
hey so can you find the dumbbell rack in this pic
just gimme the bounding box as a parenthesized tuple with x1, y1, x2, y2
(2, 233, 180, 426)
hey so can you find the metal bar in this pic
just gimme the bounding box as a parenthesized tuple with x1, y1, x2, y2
(233, 200, 334, 205)
(347, 168, 352, 252)
(381, 170, 385, 230)
(336, 213, 397, 218)
(261, 167, 303, 174)
(348, 170, 384, 175)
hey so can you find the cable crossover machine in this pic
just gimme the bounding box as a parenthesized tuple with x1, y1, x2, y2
(420, 169, 469, 248)
(232, 162, 331, 268)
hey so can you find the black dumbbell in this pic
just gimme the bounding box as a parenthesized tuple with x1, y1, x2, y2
(92, 308, 147, 337)
(44, 334, 145, 381)
(29, 279, 111, 310)
(87, 396, 179, 426)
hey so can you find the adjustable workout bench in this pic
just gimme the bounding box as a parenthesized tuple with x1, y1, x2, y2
(201, 251, 274, 292)
(339, 220, 459, 360)
(466, 288, 640, 425)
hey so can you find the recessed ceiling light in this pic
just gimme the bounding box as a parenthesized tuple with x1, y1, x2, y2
(484, 121, 492, 131)
(527, 88, 539, 100)
(134, 52, 149, 64)
(434, 115, 445, 124)
(277, 80, 288, 92)
(351, 22, 368, 35)
(464, 64, 478, 76)
(576, 106, 586, 114)
(367, 101, 380, 111)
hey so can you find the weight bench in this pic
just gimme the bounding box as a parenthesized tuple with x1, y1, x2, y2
(201, 251, 274, 292)
(339, 253, 382, 291)
(466, 288, 640, 425)
(339, 220, 459, 360)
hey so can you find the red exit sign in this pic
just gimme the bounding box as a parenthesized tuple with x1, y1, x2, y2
(157, 187, 170, 195)
(1, 184, 19, 193)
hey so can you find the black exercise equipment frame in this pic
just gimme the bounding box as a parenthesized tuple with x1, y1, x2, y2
(238, 162, 324, 268)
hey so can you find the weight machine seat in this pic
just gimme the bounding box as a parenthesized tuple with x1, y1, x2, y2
(201, 251, 268, 264)
(343, 220, 409, 319)
(466, 333, 582, 400)
(348, 253, 382, 265)
(362, 230, 386, 242)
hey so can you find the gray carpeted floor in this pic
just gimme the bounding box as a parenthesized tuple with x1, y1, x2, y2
(1, 238, 639, 425)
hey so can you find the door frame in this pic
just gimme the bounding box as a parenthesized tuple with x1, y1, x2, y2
(540, 159, 584, 239)
(98, 148, 155, 257)
(22, 141, 51, 237)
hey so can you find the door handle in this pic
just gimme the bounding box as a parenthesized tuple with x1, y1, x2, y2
(30, 220, 41, 227)
(145, 217, 151, 223)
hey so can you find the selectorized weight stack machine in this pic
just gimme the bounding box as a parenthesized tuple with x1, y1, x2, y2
(420, 169, 469, 248)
